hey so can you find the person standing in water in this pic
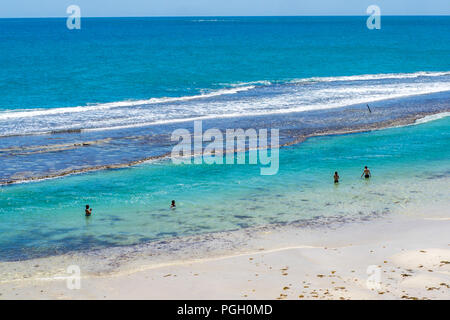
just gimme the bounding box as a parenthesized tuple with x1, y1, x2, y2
(170, 200, 176, 209)
(361, 166, 371, 179)
(334, 171, 340, 183)
(85, 205, 92, 216)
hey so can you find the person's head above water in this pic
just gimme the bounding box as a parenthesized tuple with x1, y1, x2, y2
(85, 205, 92, 216)
(335, 171, 338, 175)
(171, 200, 175, 205)
(365, 166, 368, 169)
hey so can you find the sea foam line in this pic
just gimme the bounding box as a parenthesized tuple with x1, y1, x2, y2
(82, 84, 450, 133)
(0, 85, 256, 120)
(0, 71, 448, 121)
(413, 112, 450, 125)
(289, 71, 450, 84)
(1, 81, 448, 137)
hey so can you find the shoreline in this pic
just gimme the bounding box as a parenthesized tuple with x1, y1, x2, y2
(2, 109, 449, 186)
(1, 209, 449, 299)
(0, 209, 392, 273)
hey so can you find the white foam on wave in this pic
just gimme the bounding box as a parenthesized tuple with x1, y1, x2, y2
(1, 71, 448, 121)
(290, 71, 450, 84)
(414, 112, 450, 125)
(218, 80, 273, 87)
(83, 83, 450, 132)
(0, 85, 256, 120)
(0, 71, 449, 136)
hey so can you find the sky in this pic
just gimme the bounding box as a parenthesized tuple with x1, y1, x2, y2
(0, 0, 449, 18)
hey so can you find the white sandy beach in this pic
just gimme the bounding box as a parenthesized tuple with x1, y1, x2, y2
(1, 207, 449, 300)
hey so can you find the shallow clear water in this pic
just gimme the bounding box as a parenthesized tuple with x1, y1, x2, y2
(0, 116, 448, 261)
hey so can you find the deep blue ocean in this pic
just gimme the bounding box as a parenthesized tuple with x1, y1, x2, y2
(0, 17, 449, 261)
(0, 16, 449, 110)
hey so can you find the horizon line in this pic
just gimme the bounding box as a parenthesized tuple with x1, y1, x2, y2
(1, 14, 449, 19)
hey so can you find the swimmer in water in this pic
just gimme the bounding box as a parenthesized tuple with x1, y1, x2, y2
(170, 200, 176, 209)
(334, 171, 340, 183)
(361, 166, 371, 179)
(85, 205, 92, 216)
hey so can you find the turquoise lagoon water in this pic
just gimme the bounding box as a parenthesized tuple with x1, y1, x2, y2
(0, 115, 449, 261)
